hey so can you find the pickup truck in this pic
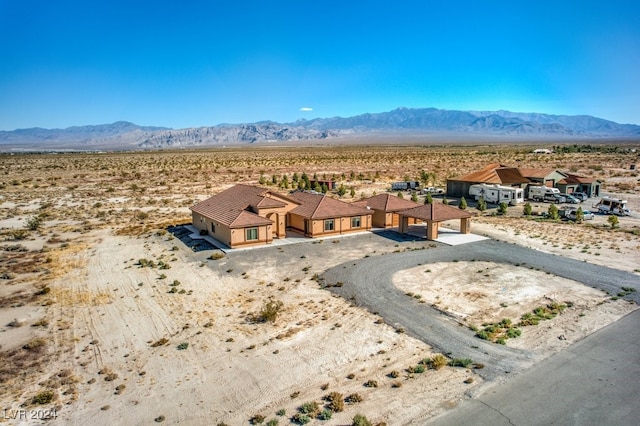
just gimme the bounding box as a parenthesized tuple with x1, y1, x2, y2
(421, 187, 444, 195)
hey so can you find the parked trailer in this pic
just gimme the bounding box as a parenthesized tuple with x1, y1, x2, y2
(391, 181, 420, 191)
(528, 185, 560, 202)
(468, 184, 524, 205)
(593, 197, 630, 216)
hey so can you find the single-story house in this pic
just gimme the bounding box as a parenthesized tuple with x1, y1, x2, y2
(397, 203, 473, 240)
(352, 193, 421, 228)
(518, 168, 568, 188)
(288, 191, 372, 237)
(446, 163, 530, 198)
(556, 174, 601, 197)
(190, 184, 300, 248)
(190, 184, 372, 248)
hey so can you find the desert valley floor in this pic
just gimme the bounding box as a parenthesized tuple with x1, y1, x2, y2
(0, 143, 639, 425)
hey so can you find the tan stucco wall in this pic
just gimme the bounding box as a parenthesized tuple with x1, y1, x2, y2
(289, 214, 371, 237)
(191, 211, 272, 248)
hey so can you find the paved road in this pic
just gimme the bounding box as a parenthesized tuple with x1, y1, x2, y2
(430, 308, 640, 426)
(321, 239, 640, 380)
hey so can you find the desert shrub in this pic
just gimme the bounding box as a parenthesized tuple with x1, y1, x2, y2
(31, 390, 54, 405)
(498, 202, 508, 215)
(364, 380, 378, 387)
(449, 358, 473, 368)
(250, 414, 265, 424)
(523, 202, 532, 216)
(345, 393, 363, 404)
(151, 338, 169, 347)
(276, 408, 286, 416)
(413, 364, 425, 373)
(298, 401, 320, 417)
(318, 409, 332, 421)
(177, 342, 188, 350)
(326, 392, 344, 412)
(291, 413, 311, 425)
(352, 414, 372, 426)
(11, 229, 29, 240)
(608, 215, 619, 228)
(427, 354, 448, 370)
(548, 204, 559, 220)
(23, 338, 46, 352)
(388, 370, 399, 378)
(26, 215, 43, 231)
(210, 252, 225, 260)
(266, 420, 279, 426)
(256, 299, 284, 323)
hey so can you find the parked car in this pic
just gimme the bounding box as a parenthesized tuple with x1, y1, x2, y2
(571, 192, 588, 201)
(544, 193, 566, 204)
(561, 194, 580, 204)
(565, 208, 595, 220)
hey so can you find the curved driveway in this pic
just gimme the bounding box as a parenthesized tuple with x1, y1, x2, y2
(321, 239, 640, 379)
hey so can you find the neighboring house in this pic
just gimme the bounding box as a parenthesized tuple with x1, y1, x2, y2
(446, 163, 530, 198)
(556, 174, 602, 197)
(288, 191, 372, 237)
(352, 193, 421, 228)
(190, 184, 372, 248)
(518, 168, 567, 188)
(190, 184, 300, 248)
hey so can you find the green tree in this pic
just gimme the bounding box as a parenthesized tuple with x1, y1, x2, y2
(523, 202, 532, 216)
(411, 191, 418, 202)
(442, 198, 449, 205)
(350, 187, 356, 198)
(337, 184, 347, 197)
(271, 174, 278, 185)
(498, 201, 508, 215)
(459, 197, 467, 210)
(607, 214, 619, 228)
(280, 174, 289, 189)
(575, 206, 584, 223)
(25, 215, 43, 231)
(397, 191, 404, 199)
(548, 203, 559, 220)
(321, 183, 328, 193)
(292, 172, 299, 182)
(424, 192, 433, 204)
(476, 196, 487, 212)
(258, 175, 267, 185)
(313, 182, 322, 193)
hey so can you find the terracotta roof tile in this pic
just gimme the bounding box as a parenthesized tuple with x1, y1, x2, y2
(289, 191, 371, 219)
(563, 173, 597, 184)
(518, 168, 560, 179)
(452, 164, 530, 184)
(397, 203, 472, 221)
(190, 184, 295, 228)
(352, 193, 420, 212)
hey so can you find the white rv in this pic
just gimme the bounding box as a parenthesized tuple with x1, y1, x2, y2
(528, 185, 560, 202)
(468, 184, 524, 205)
(594, 197, 630, 216)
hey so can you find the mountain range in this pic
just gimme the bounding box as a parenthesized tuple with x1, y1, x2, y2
(1, 107, 639, 151)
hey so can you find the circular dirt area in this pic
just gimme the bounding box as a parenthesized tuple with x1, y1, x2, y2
(393, 261, 636, 351)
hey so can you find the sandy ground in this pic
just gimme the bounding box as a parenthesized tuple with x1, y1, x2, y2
(1, 146, 639, 425)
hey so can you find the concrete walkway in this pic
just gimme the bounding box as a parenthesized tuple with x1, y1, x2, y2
(429, 308, 640, 426)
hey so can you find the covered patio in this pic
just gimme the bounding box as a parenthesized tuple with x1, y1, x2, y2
(397, 203, 473, 241)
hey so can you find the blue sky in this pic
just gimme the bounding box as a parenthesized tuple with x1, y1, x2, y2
(1, 0, 639, 130)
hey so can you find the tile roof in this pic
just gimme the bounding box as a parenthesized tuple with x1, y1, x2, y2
(352, 193, 421, 212)
(190, 184, 295, 228)
(561, 173, 598, 184)
(397, 203, 472, 222)
(518, 168, 563, 179)
(452, 164, 530, 184)
(289, 191, 371, 219)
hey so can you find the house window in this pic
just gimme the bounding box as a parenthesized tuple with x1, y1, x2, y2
(351, 216, 361, 228)
(324, 219, 334, 232)
(211, 223, 215, 233)
(245, 228, 258, 241)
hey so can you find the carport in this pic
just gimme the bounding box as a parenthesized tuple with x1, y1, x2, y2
(397, 203, 472, 240)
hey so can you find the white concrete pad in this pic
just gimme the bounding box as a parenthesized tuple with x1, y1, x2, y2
(434, 227, 488, 245)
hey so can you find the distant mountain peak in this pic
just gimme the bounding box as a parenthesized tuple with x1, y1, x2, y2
(1, 108, 638, 151)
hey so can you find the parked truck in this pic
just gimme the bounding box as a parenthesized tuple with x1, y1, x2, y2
(468, 184, 524, 205)
(593, 197, 630, 216)
(528, 185, 561, 202)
